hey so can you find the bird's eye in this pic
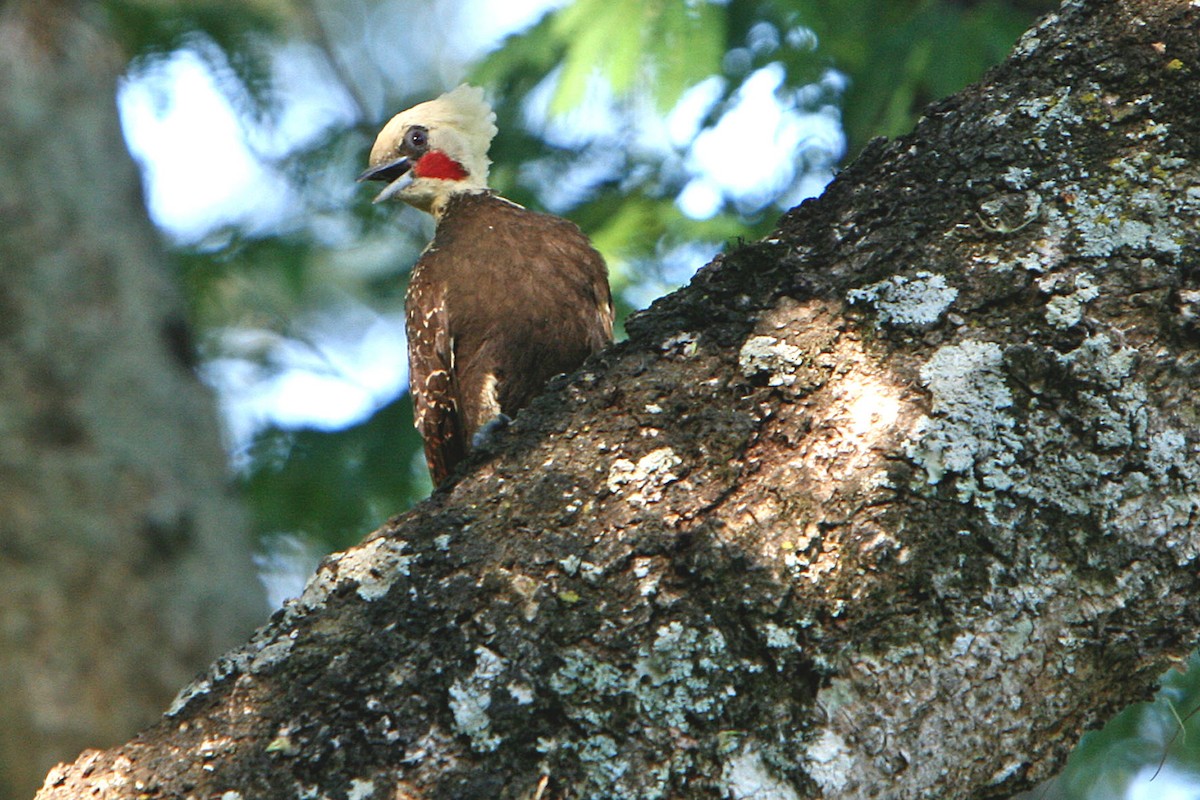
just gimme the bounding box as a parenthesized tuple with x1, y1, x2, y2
(404, 126, 429, 151)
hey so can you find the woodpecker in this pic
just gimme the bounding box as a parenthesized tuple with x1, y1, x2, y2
(359, 85, 613, 485)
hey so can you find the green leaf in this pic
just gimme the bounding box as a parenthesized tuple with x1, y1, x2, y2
(654, 1, 725, 110)
(551, 0, 641, 113)
(241, 395, 430, 550)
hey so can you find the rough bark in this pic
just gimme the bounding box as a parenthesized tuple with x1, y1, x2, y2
(34, 0, 1200, 798)
(0, 3, 266, 797)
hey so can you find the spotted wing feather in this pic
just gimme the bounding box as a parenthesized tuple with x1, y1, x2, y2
(405, 277, 466, 485)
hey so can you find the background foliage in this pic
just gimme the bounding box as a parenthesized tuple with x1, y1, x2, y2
(99, 1, 1200, 797)
(109, 0, 1052, 551)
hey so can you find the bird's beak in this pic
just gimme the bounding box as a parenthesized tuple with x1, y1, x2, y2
(358, 155, 413, 204)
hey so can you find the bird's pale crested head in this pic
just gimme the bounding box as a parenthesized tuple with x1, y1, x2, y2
(359, 84, 498, 215)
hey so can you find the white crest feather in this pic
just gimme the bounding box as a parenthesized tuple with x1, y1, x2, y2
(369, 84, 498, 193)
(425, 85, 499, 172)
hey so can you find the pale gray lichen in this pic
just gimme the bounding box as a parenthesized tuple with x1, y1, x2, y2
(1010, 7, 1060, 60)
(1041, 272, 1099, 329)
(906, 335, 1200, 543)
(539, 734, 631, 792)
(738, 335, 807, 386)
(846, 272, 958, 330)
(632, 556, 665, 598)
(978, 192, 1042, 234)
(344, 538, 416, 601)
(345, 779, 374, 800)
(906, 340, 1017, 497)
(578, 560, 605, 583)
(448, 646, 507, 752)
(168, 676, 213, 716)
(248, 635, 296, 674)
(1147, 430, 1188, 479)
(606, 447, 682, 505)
(1002, 165, 1034, 190)
(990, 759, 1027, 786)
(760, 622, 799, 651)
(806, 605, 1076, 795)
(295, 536, 415, 608)
(1058, 184, 1187, 259)
(998, 617, 1036, 662)
(634, 622, 739, 729)
(722, 745, 802, 800)
(549, 649, 625, 727)
(168, 624, 300, 715)
(1017, 85, 1085, 142)
(576, 735, 629, 784)
(803, 728, 854, 794)
(507, 681, 535, 705)
(660, 331, 700, 358)
(1042, 141, 1200, 261)
(546, 622, 760, 800)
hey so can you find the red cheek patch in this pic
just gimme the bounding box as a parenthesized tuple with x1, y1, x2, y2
(413, 150, 469, 181)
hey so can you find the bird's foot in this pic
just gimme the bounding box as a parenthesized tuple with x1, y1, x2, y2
(472, 413, 513, 449)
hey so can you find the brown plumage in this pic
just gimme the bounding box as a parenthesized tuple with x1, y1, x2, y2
(406, 191, 612, 483)
(359, 86, 613, 485)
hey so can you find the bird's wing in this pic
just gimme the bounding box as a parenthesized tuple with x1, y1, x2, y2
(407, 278, 466, 485)
(588, 250, 615, 348)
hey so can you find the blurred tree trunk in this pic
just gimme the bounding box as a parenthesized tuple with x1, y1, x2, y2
(0, 2, 266, 798)
(32, 1, 1200, 798)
